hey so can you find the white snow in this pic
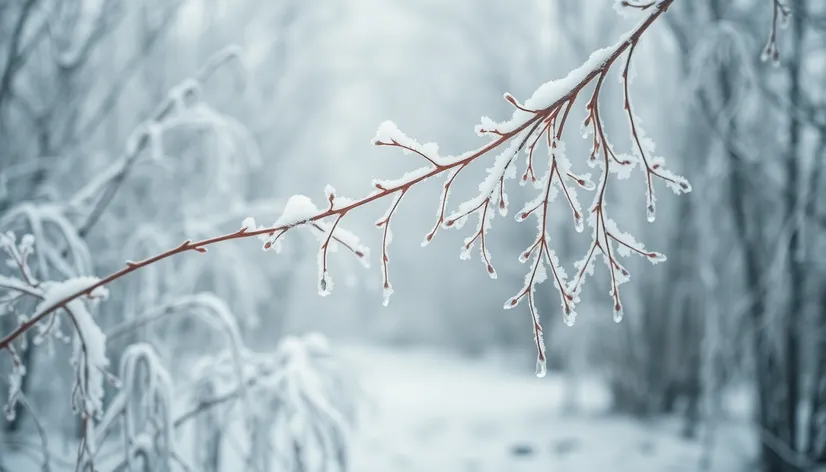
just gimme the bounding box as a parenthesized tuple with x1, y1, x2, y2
(67, 297, 108, 418)
(1, 344, 757, 472)
(371, 165, 435, 191)
(273, 195, 320, 227)
(341, 345, 754, 472)
(372, 121, 444, 166)
(0, 274, 34, 296)
(240, 216, 257, 231)
(492, 46, 614, 135)
(448, 136, 522, 225)
(35, 277, 109, 315)
(32, 278, 109, 418)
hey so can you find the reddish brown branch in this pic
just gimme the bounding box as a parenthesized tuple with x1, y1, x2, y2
(0, 0, 676, 354)
(424, 165, 467, 243)
(621, 40, 689, 219)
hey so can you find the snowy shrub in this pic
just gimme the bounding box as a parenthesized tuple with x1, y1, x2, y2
(0, 43, 359, 471)
(187, 333, 355, 472)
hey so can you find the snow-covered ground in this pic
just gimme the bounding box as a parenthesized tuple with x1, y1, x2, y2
(2, 344, 757, 472)
(343, 345, 757, 472)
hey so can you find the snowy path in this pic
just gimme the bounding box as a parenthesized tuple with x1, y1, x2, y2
(343, 345, 754, 472)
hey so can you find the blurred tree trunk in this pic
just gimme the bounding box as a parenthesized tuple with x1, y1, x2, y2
(673, 0, 815, 469)
(807, 121, 826, 460)
(782, 0, 805, 464)
(719, 62, 788, 471)
(810, 274, 826, 461)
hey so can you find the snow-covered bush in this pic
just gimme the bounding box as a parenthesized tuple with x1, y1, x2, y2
(0, 41, 359, 471)
(187, 333, 355, 472)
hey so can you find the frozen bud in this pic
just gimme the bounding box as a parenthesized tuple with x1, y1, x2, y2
(382, 281, 393, 307)
(646, 202, 656, 223)
(574, 212, 584, 233)
(646, 252, 667, 264)
(613, 301, 624, 323)
(535, 357, 547, 378)
(318, 273, 332, 297)
(504, 296, 520, 309)
(486, 264, 497, 279)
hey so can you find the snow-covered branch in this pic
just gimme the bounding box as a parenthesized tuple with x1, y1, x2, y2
(1, 0, 680, 382)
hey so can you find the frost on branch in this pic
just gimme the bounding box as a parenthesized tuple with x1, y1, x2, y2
(0, 14, 683, 440)
(366, 0, 685, 374)
(252, 192, 370, 298)
(0, 203, 93, 280)
(372, 121, 444, 167)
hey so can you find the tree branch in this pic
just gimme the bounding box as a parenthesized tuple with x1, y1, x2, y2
(0, 1, 677, 359)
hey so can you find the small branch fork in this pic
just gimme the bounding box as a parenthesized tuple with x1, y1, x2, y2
(0, 1, 680, 376)
(762, 0, 791, 65)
